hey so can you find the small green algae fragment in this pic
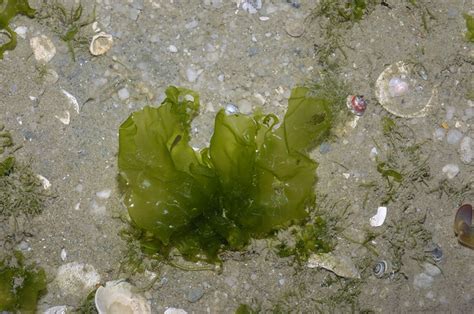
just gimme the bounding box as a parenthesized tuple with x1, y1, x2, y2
(0, 251, 47, 312)
(118, 86, 335, 263)
(464, 13, 474, 43)
(0, 0, 36, 59)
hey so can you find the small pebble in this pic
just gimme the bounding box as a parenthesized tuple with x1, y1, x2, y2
(185, 20, 199, 29)
(186, 68, 203, 83)
(238, 99, 252, 114)
(96, 189, 112, 199)
(118, 87, 130, 100)
(186, 287, 204, 303)
(14, 26, 27, 39)
(217, 74, 225, 82)
(446, 129, 463, 145)
(459, 136, 472, 164)
(225, 103, 239, 115)
(319, 142, 331, 154)
(422, 263, 441, 277)
(433, 128, 445, 141)
(168, 45, 178, 53)
(442, 164, 459, 179)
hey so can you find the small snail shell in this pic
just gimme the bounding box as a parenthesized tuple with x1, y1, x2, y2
(430, 246, 443, 262)
(373, 260, 389, 278)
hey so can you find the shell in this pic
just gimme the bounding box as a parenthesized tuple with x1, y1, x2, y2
(373, 260, 390, 278)
(429, 245, 443, 262)
(454, 204, 474, 249)
(375, 61, 437, 118)
(89, 32, 113, 56)
(95, 280, 151, 314)
(369, 206, 387, 227)
(346, 95, 367, 116)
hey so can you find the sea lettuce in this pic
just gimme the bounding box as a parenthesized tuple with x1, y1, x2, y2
(0, 0, 36, 59)
(118, 86, 334, 263)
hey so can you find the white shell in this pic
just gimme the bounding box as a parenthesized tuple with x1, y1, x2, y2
(95, 280, 151, 314)
(30, 35, 56, 63)
(89, 32, 113, 56)
(375, 61, 437, 118)
(307, 252, 360, 279)
(43, 305, 67, 314)
(370, 206, 387, 227)
(55, 262, 101, 297)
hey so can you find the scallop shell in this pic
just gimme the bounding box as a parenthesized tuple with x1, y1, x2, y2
(375, 61, 437, 118)
(95, 280, 151, 314)
(89, 32, 113, 56)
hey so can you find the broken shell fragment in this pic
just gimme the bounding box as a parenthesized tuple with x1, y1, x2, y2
(375, 61, 437, 118)
(30, 35, 56, 63)
(89, 32, 113, 56)
(346, 95, 367, 116)
(307, 252, 360, 279)
(454, 204, 474, 249)
(95, 280, 151, 314)
(370, 206, 387, 227)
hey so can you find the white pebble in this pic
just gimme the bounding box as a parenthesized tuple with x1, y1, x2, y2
(96, 188, 112, 199)
(238, 99, 253, 114)
(168, 45, 178, 53)
(224, 103, 239, 115)
(36, 174, 51, 189)
(14, 26, 27, 39)
(459, 136, 472, 164)
(185, 20, 198, 29)
(259, 16, 270, 21)
(60, 248, 67, 261)
(446, 129, 463, 145)
(217, 74, 225, 82)
(118, 87, 130, 100)
(413, 273, 434, 289)
(442, 164, 459, 179)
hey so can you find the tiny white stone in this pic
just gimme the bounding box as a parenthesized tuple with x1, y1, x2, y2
(342, 173, 350, 179)
(370, 207, 387, 227)
(60, 248, 67, 261)
(14, 26, 27, 39)
(369, 147, 378, 160)
(36, 174, 51, 189)
(442, 164, 459, 179)
(217, 74, 225, 82)
(168, 45, 178, 53)
(259, 16, 270, 21)
(224, 103, 239, 115)
(118, 87, 130, 100)
(96, 189, 112, 199)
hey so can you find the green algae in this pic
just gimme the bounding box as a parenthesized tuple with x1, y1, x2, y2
(0, 251, 47, 312)
(464, 13, 474, 43)
(118, 86, 336, 263)
(0, 0, 36, 58)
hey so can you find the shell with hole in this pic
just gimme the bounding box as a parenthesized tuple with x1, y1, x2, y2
(89, 32, 113, 56)
(375, 61, 437, 118)
(94, 280, 151, 314)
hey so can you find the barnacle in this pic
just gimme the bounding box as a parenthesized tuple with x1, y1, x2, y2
(0, 0, 36, 58)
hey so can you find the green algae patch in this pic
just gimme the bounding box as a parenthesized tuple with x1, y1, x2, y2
(0, 251, 47, 312)
(464, 13, 474, 43)
(0, 0, 36, 59)
(118, 86, 335, 263)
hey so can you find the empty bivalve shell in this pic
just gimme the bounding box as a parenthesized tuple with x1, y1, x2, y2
(90, 32, 113, 56)
(454, 204, 474, 249)
(375, 61, 437, 118)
